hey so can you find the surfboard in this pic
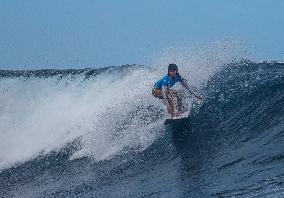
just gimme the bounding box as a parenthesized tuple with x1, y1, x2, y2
(164, 116, 188, 125)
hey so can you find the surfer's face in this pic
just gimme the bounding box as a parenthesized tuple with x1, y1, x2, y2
(169, 70, 177, 78)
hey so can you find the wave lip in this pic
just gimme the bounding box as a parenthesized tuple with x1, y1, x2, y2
(0, 64, 144, 78)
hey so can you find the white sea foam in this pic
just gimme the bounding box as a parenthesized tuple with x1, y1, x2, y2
(0, 67, 164, 170)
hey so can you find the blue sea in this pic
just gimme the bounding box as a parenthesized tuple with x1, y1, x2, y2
(0, 60, 283, 197)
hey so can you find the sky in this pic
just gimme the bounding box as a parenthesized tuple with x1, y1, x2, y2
(0, 0, 283, 69)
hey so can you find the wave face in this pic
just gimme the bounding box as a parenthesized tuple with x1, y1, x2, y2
(0, 61, 284, 197)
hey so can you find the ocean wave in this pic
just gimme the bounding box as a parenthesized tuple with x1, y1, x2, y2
(0, 61, 283, 197)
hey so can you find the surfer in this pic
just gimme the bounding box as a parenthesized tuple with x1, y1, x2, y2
(152, 63, 203, 118)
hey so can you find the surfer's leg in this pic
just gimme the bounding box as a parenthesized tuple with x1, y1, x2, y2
(166, 93, 176, 118)
(152, 88, 176, 118)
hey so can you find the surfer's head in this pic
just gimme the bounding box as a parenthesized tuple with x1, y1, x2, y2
(168, 63, 178, 78)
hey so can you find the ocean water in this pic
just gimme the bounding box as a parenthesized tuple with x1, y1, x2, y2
(0, 61, 283, 197)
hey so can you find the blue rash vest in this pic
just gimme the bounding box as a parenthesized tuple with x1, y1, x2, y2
(154, 73, 183, 90)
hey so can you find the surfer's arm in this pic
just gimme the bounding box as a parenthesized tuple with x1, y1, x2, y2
(181, 79, 203, 100)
